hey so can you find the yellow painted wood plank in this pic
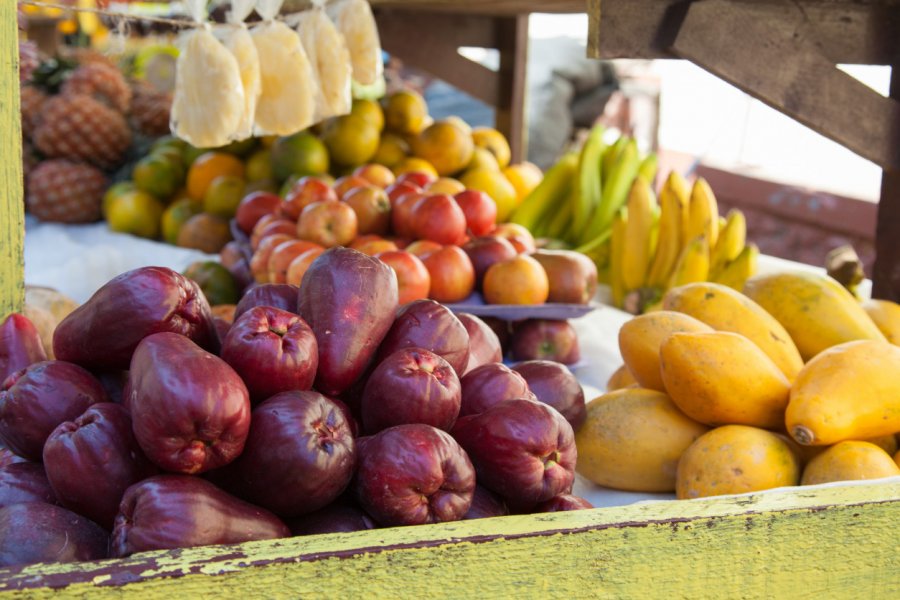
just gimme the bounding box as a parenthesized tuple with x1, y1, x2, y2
(1, 480, 897, 598)
(0, 3, 24, 318)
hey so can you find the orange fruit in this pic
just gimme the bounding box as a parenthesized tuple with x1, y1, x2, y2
(176, 213, 233, 254)
(426, 177, 466, 195)
(161, 198, 203, 245)
(384, 89, 428, 135)
(459, 168, 518, 222)
(393, 157, 438, 178)
(183, 261, 239, 306)
(102, 181, 136, 218)
(482, 254, 550, 305)
(203, 175, 246, 218)
(321, 114, 381, 167)
(270, 132, 330, 182)
(472, 127, 511, 168)
(133, 152, 185, 200)
(373, 133, 409, 168)
(186, 152, 245, 200)
(503, 162, 543, 203)
(351, 98, 385, 132)
(412, 120, 475, 176)
(106, 190, 165, 239)
(245, 148, 274, 182)
(467, 147, 501, 172)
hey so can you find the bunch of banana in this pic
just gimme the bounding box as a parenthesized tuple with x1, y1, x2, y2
(607, 171, 759, 313)
(508, 125, 656, 261)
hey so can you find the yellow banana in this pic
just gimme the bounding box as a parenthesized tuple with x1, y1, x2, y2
(509, 152, 578, 231)
(610, 208, 628, 308)
(717, 215, 727, 232)
(712, 242, 758, 291)
(669, 235, 710, 288)
(602, 135, 629, 179)
(685, 177, 719, 251)
(580, 138, 640, 246)
(638, 151, 659, 187)
(645, 171, 689, 288)
(573, 125, 606, 240)
(621, 177, 657, 292)
(710, 209, 747, 277)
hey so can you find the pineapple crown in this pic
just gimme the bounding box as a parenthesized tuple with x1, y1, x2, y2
(28, 57, 80, 93)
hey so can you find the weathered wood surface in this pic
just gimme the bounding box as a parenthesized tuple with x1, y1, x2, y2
(670, 0, 900, 172)
(0, 0, 24, 319)
(872, 68, 900, 300)
(372, 0, 585, 15)
(495, 14, 530, 164)
(0, 480, 897, 598)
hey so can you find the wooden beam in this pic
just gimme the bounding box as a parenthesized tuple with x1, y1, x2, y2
(670, 0, 900, 172)
(589, 0, 900, 65)
(0, 2, 24, 319)
(495, 14, 529, 163)
(372, 0, 585, 16)
(872, 66, 900, 301)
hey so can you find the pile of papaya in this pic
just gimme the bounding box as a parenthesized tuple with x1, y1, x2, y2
(575, 272, 900, 498)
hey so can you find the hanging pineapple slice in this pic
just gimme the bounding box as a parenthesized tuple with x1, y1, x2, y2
(296, 3, 352, 121)
(214, 0, 260, 141)
(251, 0, 316, 135)
(170, 27, 245, 148)
(327, 0, 384, 86)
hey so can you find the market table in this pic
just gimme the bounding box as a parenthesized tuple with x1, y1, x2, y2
(2, 1, 899, 597)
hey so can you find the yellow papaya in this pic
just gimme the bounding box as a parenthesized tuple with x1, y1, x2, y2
(662, 282, 803, 381)
(575, 388, 709, 492)
(801, 441, 900, 485)
(786, 340, 900, 445)
(743, 272, 885, 361)
(618, 311, 713, 392)
(659, 331, 791, 429)
(861, 298, 900, 345)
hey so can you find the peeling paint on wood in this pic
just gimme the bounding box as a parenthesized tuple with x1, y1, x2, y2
(0, 1, 24, 318)
(0, 481, 896, 598)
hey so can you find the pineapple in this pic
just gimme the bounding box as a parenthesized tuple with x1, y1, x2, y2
(18, 40, 41, 83)
(61, 62, 132, 114)
(33, 94, 132, 170)
(19, 85, 47, 138)
(26, 159, 108, 223)
(130, 81, 172, 137)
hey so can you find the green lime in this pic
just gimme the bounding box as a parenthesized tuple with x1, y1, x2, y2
(161, 198, 203, 245)
(270, 131, 330, 182)
(183, 261, 239, 306)
(203, 174, 246, 218)
(133, 153, 185, 200)
(245, 148, 274, 182)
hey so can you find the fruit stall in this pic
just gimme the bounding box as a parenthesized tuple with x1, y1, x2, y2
(2, 0, 900, 597)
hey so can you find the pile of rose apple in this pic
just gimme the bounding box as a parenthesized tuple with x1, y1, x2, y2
(0, 248, 590, 568)
(225, 164, 598, 309)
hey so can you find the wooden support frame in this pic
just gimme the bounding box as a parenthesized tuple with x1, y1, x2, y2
(373, 9, 530, 162)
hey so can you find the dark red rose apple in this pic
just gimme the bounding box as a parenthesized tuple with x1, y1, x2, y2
(221, 307, 318, 403)
(111, 475, 289, 557)
(456, 312, 502, 374)
(451, 398, 577, 511)
(461, 236, 517, 290)
(288, 503, 376, 536)
(512, 360, 586, 430)
(222, 391, 356, 517)
(127, 333, 251, 474)
(53, 266, 219, 370)
(536, 494, 593, 512)
(43, 403, 157, 529)
(410, 194, 467, 245)
(462, 484, 509, 520)
(233, 282, 299, 321)
(481, 317, 511, 356)
(0, 463, 57, 508)
(94, 370, 128, 405)
(0, 502, 108, 567)
(0, 313, 46, 383)
(0, 442, 26, 468)
(298, 247, 399, 396)
(459, 362, 533, 418)
(0, 361, 108, 461)
(360, 348, 461, 434)
(510, 319, 580, 365)
(377, 299, 470, 375)
(354, 424, 475, 526)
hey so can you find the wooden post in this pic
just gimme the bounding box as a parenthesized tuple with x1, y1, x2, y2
(1, 2, 24, 319)
(873, 66, 900, 301)
(495, 14, 529, 164)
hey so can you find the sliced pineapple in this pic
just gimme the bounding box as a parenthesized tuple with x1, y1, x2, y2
(296, 7, 352, 122)
(170, 28, 245, 148)
(214, 25, 260, 141)
(327, 0, 383, 86)
(250, 20, 316, 136)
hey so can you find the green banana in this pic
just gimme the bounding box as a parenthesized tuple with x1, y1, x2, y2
(579, 138, 640, 246)
(545, 188, 575, 241)
(573, 125, 606, 241)
(638, 151, 659, 187)
(602, 135, 629, 179)
(509, 152, 578, 231)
